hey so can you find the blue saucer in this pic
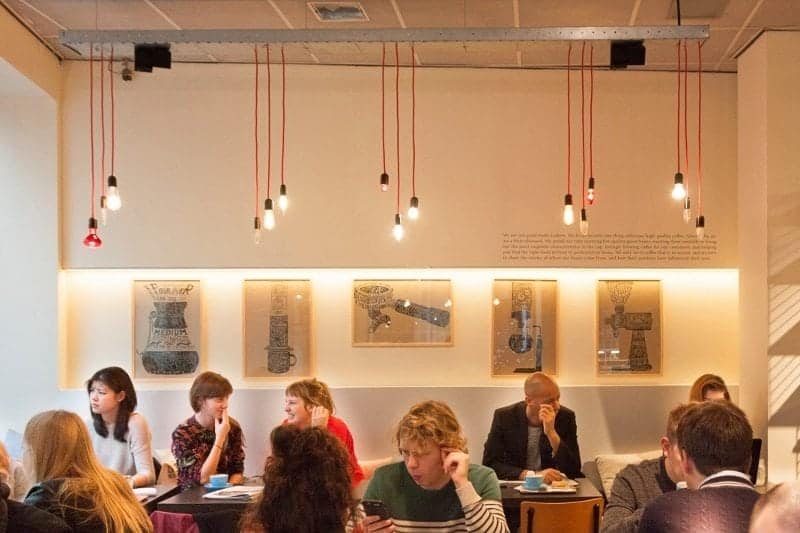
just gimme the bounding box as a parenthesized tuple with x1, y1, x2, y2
(204, 482, 233, 490)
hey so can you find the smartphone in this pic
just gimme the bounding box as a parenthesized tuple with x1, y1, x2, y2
(362, 499, 391, 520)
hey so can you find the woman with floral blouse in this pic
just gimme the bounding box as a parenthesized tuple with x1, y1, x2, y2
(171, 371, 245, 489)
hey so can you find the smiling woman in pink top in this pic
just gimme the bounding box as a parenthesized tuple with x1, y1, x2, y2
(283, 378, 364, 486)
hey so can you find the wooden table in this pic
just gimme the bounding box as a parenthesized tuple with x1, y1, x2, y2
(501, 478, 603, 530)
(139, 483, 182, 513)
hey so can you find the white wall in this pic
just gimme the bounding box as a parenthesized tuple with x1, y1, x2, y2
(0, 58, 61, 438)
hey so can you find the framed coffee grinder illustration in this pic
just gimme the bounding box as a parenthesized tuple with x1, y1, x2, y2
(133, 280, 203, 379)
(243, 280, 313, 378)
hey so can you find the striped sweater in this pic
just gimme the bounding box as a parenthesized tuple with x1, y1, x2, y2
(363, 461, 509, 533)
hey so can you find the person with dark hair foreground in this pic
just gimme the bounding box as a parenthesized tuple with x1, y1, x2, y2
(749, 480, 800, 533)
(86, 366, 155, 487)
(602, 404, 692, 533)
(240, 425, 357, 533)
(638, 401, 758, 533)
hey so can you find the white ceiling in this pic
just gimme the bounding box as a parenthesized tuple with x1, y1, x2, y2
(2, 0, 799, 72)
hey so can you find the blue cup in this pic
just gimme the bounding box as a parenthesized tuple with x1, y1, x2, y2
(209, 474, 228, 488)
(524, 473, 544, 490)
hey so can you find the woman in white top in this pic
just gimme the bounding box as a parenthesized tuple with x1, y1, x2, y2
(86, 366, 155, 487)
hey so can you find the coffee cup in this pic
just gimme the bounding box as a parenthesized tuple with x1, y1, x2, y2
(209, 473, 229, 488)
(524, 473, 544, 490)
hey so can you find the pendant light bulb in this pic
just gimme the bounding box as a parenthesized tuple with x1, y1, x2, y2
(106, 175, 122, 211)
(100, 196, 108, 226)
(253, 216, 262, 245)
(579, 208, 589, 235)
(682, 196, 692, 224)
(671, 172, 687, 200)
(82, 217, 102, 248)
(587, 177, 596, 205)
(278, 184, 288, 213)
(562, 194, 575, 226)
(380, 172, 390, 192)
(264, 198, 276, 230)
(392, 213, 404, 241)
(695, 215, 705, 240)
(408, 196, 420, 220)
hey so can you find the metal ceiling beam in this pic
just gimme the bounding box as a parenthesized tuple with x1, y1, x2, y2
(61, 25, 709, 48)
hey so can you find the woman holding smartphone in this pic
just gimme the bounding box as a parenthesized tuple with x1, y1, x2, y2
(86, 366, 155, 488)
(283, 378, 364, 486)
(171, 371, 245, 489)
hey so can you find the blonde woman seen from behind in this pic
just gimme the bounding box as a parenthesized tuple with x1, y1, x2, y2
(22, 410, 153, 533)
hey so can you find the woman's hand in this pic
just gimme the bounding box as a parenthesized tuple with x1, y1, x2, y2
(215, 408, 231, 442)
(310, 405, 330, 428)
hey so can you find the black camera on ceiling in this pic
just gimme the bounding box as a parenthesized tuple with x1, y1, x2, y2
(610, 40, 646, 69)
(134, 44, 172, 73)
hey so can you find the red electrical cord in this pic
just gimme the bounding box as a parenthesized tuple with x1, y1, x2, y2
(683, 41, 689, 190)
(254, 45, 259, 216)
(280, 45, 286, 187)
(266, 44, 271, 199)
(676, 41, 681, 173)
(411, 44, 416, 198)
(110, 45, 115, 176)
(381, 43, 387, 175)
(100, 47, 105, 193)
(395, 42, 400, 214)
(566, 44, 572, 196)
(589, 44, 593, 182)
(89, 45, 95, 219)
(697, 41, 703, 214)
(580, 42, 586, 209)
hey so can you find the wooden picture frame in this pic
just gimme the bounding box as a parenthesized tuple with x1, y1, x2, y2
(242, 280, 314, 378)
(132, 280, 203, 379)
(491, 280, 558, 376)
(352, 279, 453, 346)
(597, 280, 662, 375)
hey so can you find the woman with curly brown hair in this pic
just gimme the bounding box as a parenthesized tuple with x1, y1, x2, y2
(241, 425, 357, 533)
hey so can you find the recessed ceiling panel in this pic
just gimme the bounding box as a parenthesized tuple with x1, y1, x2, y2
(519, 0, 635, 27)
(150, 1, 287, 29)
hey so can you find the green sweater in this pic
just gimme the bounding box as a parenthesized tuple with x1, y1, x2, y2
(363, 461, 509, 533)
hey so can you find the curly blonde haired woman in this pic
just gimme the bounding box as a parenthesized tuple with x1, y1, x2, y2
(22, 410, 152, 533)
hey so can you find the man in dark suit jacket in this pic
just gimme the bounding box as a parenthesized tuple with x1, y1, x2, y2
(482, 372, 582, 482)
(637, 401, 759, 533)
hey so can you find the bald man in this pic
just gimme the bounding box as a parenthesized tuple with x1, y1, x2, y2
(482, 372, 582, 482)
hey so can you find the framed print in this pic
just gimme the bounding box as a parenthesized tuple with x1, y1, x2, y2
(133, 280, 202, 378)
(243, 280, 313, 378)
(353, 280, 452, 346)
(597, 280, 662, 375)
(491, 280, 557, 376)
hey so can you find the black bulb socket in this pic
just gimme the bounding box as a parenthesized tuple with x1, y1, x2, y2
(673, 172, 684, 185)
(683, 196, 691, 209)
(279, 183, 287, 196)
(107, 175, 118, 188)
(380, 173, 390, 186)
(580, 208, 588, 222)
(100, 196, 107, 208)
(696, 215, 705, 228)
(564, 193, 573, 206)
(394, 213, 402, 225)
(254, 216, 261, 230)
(410, 196, 419, 208)
(264, 198, 274, 210)
(88, 217, 98, 230)
(588, 176, 595, 190)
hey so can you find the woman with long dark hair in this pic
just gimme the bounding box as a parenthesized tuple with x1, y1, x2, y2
(241, 425, 357, 533)
(86, 366, 155, 488)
